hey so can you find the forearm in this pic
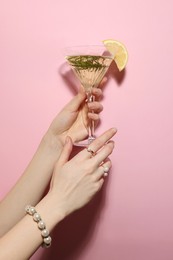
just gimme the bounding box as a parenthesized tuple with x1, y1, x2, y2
(0, 133, 62, 236)
(0, 194, 65, 260)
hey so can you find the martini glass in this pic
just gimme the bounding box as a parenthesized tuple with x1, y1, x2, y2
(65, 45, 113, 146)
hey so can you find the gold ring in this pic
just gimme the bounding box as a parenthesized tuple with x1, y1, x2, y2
(86, 147, 96, 157)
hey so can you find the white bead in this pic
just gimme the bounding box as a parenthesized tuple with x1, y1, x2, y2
(25, 205, 52, 248)
(103, 166, 109, 173)
(29, 207, 36, 215)
(42, 242, 51, 248)
(33, 213, 41, 222)
(41, 229, 49, 237)
(38, 221, 45, 230)
(44, 236, 52, 244)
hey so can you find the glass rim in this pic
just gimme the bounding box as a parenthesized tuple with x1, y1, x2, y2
(64, 44, 108, 48)
(63, 45, 113, 57)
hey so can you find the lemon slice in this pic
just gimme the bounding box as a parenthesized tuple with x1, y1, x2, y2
(103, 39, 128, 71)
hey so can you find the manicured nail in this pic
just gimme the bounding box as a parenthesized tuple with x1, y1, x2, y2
(108, 141, 115, 146)
(112, 128, 117, 133)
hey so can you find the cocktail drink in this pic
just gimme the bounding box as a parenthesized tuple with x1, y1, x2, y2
(66, 55, 112, 91)
(66, 46, 113, 146)
(65, 40, 128, 146)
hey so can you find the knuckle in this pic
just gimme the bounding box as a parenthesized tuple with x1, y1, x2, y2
(83, 163, 95, 175)
(83, 165, 91, 175)
(91, 174, 96, 182)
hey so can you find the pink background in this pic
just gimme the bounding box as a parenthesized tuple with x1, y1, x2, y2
(0, 1, 173, 259)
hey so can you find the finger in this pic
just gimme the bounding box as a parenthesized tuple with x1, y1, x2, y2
(95, 178, 104, 192)
(93, 141, 114, 166)
(57, 136, 73, 166)
(93, 159, 112, 181)
(91, 88, 103, 100)
(88, 112, 99, 121)
(88, 102, 103, 113)
(87, 128, 116, 155)
(80, 128, 117, 159)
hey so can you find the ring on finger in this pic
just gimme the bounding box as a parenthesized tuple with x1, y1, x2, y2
(86, 147, 96, 157)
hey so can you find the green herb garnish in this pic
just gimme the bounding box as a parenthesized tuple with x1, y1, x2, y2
(67, 55, 106, 70)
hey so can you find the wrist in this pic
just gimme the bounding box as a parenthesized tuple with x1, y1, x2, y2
(40, 131, 63, 159)
(35, 193, 66, 232)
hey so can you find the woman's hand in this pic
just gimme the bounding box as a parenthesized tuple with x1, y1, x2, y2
(45, 86, 104, 152)
(0, 128, 116, 260)
(49, 128, 116, 217)
(0, 82, 109, 240)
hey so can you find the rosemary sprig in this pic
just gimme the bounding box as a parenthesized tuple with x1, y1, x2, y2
(67, 55, 106, 70)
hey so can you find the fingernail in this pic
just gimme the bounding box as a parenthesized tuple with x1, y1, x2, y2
(112, 128, 117, 133)
(108, 141, 115, 146)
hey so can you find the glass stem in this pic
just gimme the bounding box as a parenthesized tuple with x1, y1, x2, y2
(86, 91, 95, 143)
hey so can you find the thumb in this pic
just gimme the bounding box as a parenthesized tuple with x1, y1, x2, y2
(64, 87, 86, 112)
(58, 136, 73, 166)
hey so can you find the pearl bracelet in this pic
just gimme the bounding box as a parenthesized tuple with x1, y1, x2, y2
(25, 205, 52, 248)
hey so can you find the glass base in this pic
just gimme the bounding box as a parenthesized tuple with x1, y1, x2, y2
(74, 136, 95, 147)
